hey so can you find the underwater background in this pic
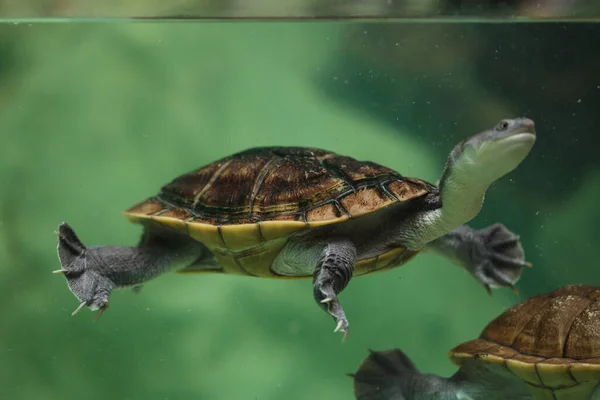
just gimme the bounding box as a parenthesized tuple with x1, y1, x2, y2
(1, 1, 600, 399)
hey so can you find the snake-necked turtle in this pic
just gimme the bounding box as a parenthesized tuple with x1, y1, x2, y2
(54, 118, 535, 337)
(352, 284, 600, 400)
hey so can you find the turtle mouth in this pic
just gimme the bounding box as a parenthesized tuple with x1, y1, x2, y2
(499, 128, 537, 151)
(505, 118, 536, 137)
(510, 125, 536, 136)
(465, 119, 536, 154)
(499, 131, 536, 147)
(466, 128, 535, 161)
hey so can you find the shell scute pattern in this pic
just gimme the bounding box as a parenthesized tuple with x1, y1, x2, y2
(450, 285, 600, 393)
(126, 147, 433, 228)
(479, 285, 600, 360)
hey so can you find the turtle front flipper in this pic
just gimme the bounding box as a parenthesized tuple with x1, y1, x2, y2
(425, 223, 531, 294)
(313, 238, 356, 340)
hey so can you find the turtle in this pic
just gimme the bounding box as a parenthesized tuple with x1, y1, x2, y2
(54, 117, 536, 338)
(351, 284, 600, 400)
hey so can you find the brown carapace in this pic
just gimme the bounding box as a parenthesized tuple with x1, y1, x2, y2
(450, 284, 600, 399)
(124, 147, 437, 278)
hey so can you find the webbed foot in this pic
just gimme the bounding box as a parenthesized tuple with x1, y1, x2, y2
(55, 222, 115, 320)
(467, 223, 531, 295)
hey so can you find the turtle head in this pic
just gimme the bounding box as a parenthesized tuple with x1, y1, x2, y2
(444, 118, 536, 189)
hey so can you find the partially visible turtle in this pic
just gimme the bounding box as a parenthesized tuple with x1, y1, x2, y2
(54, 118, 535, 337)
(352, 284, 600, 400)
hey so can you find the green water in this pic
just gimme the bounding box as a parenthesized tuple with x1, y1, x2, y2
(1, 20, 598, 400)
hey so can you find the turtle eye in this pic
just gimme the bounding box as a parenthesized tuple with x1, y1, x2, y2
(495, 120, 511, 131)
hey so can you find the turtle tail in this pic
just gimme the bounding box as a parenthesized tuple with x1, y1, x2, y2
(55, 222, 88, 274)
(348, 348, 419, 400)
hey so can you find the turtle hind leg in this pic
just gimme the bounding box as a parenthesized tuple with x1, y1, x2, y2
(425, 223, 531, 294)
(312, 238, 356, 340)
(54, 222, 201, 320)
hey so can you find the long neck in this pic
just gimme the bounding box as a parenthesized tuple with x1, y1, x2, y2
(437, 168, 488, 229)
(403, 165, 488, 250)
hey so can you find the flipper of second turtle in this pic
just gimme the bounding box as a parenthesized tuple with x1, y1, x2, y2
(351, 349, 461, 400)
(425, 223, 531, 295)
(350, 348, 417, 400)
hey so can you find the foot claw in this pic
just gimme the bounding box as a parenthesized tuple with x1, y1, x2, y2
(53, 268, 68, 274)
(71, 301, 88, 316)
(334, 319, 344, 332)
(484, 284, 492, 296)
(333, 318, 349, 342)
(93, 303, 109, 322)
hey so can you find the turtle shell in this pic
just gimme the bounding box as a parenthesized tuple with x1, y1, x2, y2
(449, 284, 600, 399)
(124, 147, 436, 278)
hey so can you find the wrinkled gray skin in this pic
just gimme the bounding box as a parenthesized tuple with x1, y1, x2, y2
(55, 118, 536, 334)
(351, 348, 600, 400)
